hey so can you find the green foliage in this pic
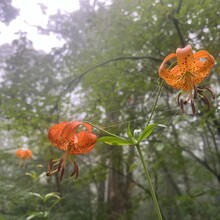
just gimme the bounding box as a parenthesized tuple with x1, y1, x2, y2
(26, 192, 62, 219)
(0, 0, 220, 219)
(137, 124, 166, 144)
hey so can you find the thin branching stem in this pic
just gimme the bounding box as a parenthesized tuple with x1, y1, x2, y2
(146, 79, 163, 126)
(136, 144, 163, 220)
(88, 123, 123, 139)
(135, 80, 164, 219)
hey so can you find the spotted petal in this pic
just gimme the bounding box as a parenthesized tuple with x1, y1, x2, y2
(71, 131, 97, 154)
(192, 50, 215, 85)
(159, 53, 177, 82)
(176, 45, 195, 73)
(61, 121, 82, 141)
(48, 122, 68, 147)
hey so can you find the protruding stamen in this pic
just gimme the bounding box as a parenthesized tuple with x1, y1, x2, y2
(177, 92, 182, 106)
(70, 162, 76, 177)
(75, 163, 79, 180)
(197, 86, 204, 91)
(180, 99, 185, 113)
(46, 168, 58, 176)
(191, 100, 196, 115)
(193, 86, 197, 99)
(201, 95, 211, 108)
(70, 161, 79, 180)
(183, 100, 188, 105)
(60, 167, 65, 181)
(205, 86, 215, 99)
(57, 158, 63, 172)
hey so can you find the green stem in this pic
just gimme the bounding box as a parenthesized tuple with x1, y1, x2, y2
(88, 123, 123, 139)
(136, 79, 164, 219)
(146, 80, 163, 126)
(136, 144, 163, 220)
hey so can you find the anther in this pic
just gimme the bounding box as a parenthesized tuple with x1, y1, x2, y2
(205, 86, 215, 99)
(70, 161, 77, 177)
(60, 167, 65, 181)
(201, 95, 211, 108)
(75, 163, 79, 180)
(177, 92, 182, 105)
(180, 99, 185, 113)
(57, 158, 63, 172)
(193, 86, 197, 99)
(191, 100, 196, 115)
(70, 161, 79, 180)
(183, 100, 188, 105)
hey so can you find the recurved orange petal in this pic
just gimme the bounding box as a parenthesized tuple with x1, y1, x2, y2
(48, 122, 68, 146)
(193, 50, 215, 84)
(60, 121, 82, 141)
(83, 122, 92, 133)
(71, 131, 97, 154)
(176, 45, 195, 73)
(159, 53, 186, 89)
(159, 53, 176, 80)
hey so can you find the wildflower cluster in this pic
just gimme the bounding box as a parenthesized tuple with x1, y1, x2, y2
(43, 45, 216, 220)
(46, 45, 216, 184)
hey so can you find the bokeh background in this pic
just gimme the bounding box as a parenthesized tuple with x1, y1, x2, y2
(0, 0, 220, 219)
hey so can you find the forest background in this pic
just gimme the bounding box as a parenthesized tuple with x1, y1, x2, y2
(0, 0, 220, 219)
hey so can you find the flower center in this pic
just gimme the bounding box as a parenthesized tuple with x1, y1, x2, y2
(183, 71, 196, 91)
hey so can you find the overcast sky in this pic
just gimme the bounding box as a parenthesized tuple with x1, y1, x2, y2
(0, 0, 80, 52)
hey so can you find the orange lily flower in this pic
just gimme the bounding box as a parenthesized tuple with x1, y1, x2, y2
(159, 45, 215, 113)
(16, 148, 32, 160)
(46, 121, 97, 181)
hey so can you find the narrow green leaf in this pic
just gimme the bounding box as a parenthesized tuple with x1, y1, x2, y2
(138, 124, 164, 143)
(45, 192, 60, 202)
(26, 212, 44, 220)
(29, 192, 44, 201)
(127, 122, 137, 144)
(98, 136, 133, 146)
